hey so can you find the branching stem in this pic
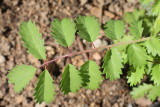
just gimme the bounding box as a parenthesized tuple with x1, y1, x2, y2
(38, 37, 150, 68)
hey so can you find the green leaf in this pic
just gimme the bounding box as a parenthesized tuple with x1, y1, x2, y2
(139, 0, 154, 15)
(127, 66, 145, 86)
(123, 12, 137, 23)
(113, 35, 134, 52)
(139, 0, 153, 12)
(121, 51, 128, 64)
(131, 83, 152, 98)
(34, 70, 55, 104)
(132, 84, 160, 101)
(139, 0, 153, 6)
(151, 0, 160, 16)
(104, 20, 125, 40)
(76, 16, 100, 42)
(51, 18, 76, 47)
(145, 55, 154, 74)
(123, 9, 145, 23)
(151, 16, 160, 36)
(79, 60, 102, 90)
(142, 16, 155, 35)
(129, 20, 144, 39)
(60, 64, 82, 94)
(102, 49, 123, 80)
(7, 65, 36, 93)
(147, 85, 160, 101)
(19, 21, 46, 59)
(145, 37, 160, 56)
(151, 64, 160, 85)
(126, 44, 147, 68)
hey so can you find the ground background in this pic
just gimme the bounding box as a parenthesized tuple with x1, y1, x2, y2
(0, 0, 159, 107)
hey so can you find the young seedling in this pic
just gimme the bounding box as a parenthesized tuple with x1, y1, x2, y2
(7, 0, 160, 104)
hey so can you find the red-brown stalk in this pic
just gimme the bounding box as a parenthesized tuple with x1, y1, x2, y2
(38, 37, 150, 69)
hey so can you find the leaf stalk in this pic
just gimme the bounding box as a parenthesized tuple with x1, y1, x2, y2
(38, 37, 150, 69)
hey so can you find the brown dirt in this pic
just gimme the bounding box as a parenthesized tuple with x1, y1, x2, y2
(0, 0, 156, 107)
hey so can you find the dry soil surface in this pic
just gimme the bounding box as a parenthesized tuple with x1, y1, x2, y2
(0, 0, 158, 107)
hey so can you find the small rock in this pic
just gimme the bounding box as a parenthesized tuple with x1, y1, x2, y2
(15, 95, 23, 104)
(135, 97, 152, 107)
(62, 9, 71, 16)
(86, 90, 92, 95)
(85, 4, 92, 10)
(6, 61, 14, 70)
(110, 85, 116, 91)
(93, 52, 101, 60)
(81, 94, 86, 99)
(0, 54, 5, 64)
(27, 54, 40, 67)
(109, 92, 113, 95)
(90, 102, 95, 107)
(46, 46, 55, 58)
(58, 0, 62, 6)
(80, 0, 87, 5)
(127, 103, 133, 107)
(90, 6, 102, 19)
(69, 93, 76, 97)
(71, 56, 84, 67)
(0, 90, 3, 98)
(27, 54, 39, 63)
(35, 102, 46, 107)
(25, 85, 33, 92)
(104, 11, 115, 19)
(69, 99, 75, 104)
(99, 30, 105, 37)
(113, 103, 119, 107)
(46, 46, 53, 51)
(93, 39, 108, 48)
(96, 91, 100, 96)
(104, 0, 112, 4)
(108, 4, 115, 13)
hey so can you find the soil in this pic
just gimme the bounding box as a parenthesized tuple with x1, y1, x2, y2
(0, 0, 158, 107)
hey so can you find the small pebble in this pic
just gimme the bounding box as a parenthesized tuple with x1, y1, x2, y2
(0, 54, 6, 64)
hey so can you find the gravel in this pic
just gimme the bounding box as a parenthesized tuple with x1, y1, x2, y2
(0, 0, 151, 107)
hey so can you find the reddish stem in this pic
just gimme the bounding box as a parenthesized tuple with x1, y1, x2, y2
(67, 47, 72, 63)
(38, 37, 150, 68)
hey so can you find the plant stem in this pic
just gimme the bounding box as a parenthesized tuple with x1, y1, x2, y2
(38, 37, 150, 68)
(67, 47, 72, 63)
